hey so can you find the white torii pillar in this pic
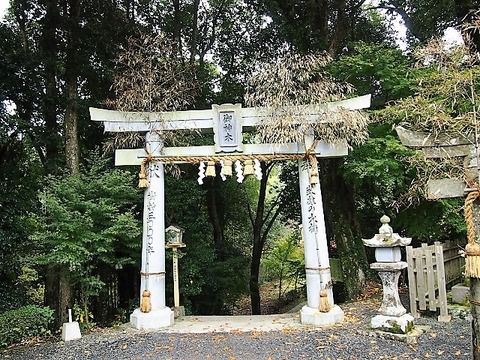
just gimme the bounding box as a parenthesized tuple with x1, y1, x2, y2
(298, 159, 343, 325)
(130, 132, 174, 329)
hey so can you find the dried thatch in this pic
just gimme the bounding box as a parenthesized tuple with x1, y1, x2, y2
(107, 33, 197, 113)
(103, 33, 199, 151)
(244, 53, 369, 147)
(401, 12, 480, 141)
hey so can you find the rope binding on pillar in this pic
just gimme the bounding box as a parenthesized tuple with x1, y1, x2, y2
(138, 154, 154, 189)
(464, 189, 480, 278)
(305, 140, 319, 185)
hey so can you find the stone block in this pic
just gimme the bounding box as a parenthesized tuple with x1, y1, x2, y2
(130, 307, 174, 330)
(61, 322, 82, 342)
(371, 313, 414, 334)
(375, 247, 401, 262)
(174, 306, 185, 318)
(451, 284, 470, 304)
(300, 305, 344, 326)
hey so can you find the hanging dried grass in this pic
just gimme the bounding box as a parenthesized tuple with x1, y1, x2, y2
(395, 30, 480, 144)
(105, 33, 199, 145)
(103, 132, 144, 154)
(244, 53, 369, 147)
(392, 36, 480, 207)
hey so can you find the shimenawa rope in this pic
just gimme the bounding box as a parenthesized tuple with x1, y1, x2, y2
(464, 190, 480, 278)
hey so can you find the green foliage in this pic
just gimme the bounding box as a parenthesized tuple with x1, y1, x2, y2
(263, 229, 304, 298)
(0, 305, 54, 348)
(342, 134, 415, 234)
(377, 0, 458, 42)
(380, 64, 480, 137)
(165, 169, 250, 314)
(328, 42, 415, 106)
(395, 199, 466, 244)
(0, 114, 43, 309)
(30, 155, 142, 309)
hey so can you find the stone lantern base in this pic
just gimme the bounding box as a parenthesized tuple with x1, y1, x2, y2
(130, 307, 174, 330)
(371, 313, 414, 334)
(300, 305, 344, 326)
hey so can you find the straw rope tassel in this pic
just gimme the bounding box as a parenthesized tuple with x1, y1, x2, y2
(138, 159, 149, 188)
(465, 190, 480, 278)
(319, 289, 331, 313)
(140, 289, 152, 313)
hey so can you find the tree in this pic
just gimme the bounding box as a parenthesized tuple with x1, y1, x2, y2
(243, 162, 283, 314)
(367, 0, 480, 51)
(31, 156, 142, 327)
(263, 229, 304, 300)
(261, 0, 394, 56)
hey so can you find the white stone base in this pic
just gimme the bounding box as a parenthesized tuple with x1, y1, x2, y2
(130, 307, 174, 330)
(371, 313, 414, 334)
(61, 322, 81, 341)
(300, 305, 344, 326)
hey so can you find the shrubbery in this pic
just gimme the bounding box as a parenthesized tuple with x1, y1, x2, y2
(0, 305, 54, 348)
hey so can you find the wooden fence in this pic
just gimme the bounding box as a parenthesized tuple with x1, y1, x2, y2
(406, 241, 464, 322)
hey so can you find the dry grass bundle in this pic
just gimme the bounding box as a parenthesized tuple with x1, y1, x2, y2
(104, 33, 198, 151)
(394, 154, 465, 208)
(107, 33, 197, 113)
(244, 53, 369, 147)
(396, 36, 480, 143)
(404, 9, 480, 139)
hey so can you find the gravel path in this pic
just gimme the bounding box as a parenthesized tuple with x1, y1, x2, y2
(0, 297, 471, 360)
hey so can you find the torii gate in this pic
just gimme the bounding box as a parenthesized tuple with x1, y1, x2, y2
(90, 94, 371, 330)
(395, 125, 480, 357)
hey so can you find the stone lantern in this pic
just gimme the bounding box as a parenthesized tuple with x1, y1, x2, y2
(363, 215, 414, 333)
(166, 225, 186, 318)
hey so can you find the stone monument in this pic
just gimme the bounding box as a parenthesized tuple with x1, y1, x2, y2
(61, 308, 81, 342)
(166, 225, 186, 318)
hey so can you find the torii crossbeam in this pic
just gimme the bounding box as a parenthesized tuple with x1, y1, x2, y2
(90, 94, 371, 329)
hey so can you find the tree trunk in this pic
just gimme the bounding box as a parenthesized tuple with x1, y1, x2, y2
(65, 77, 79, 175)
(41, 0, 60, 171)
(44, 266, 71, 328)
(250, 231, 263, 315)
(249, 162, 275, 315)
(328, 0, 348, 56)
(190, 0, 200, 64)
(173, 0, 183, 56)
(309, 0, 328, 48)
(385, 0, 425, 42)
(205, 176, 226, 258)
(64, 0, 80, 175)
(320, 158, 368, 299)
(58, 270, 72, 324)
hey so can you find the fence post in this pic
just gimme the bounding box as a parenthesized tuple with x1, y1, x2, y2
(435, 242, 451, 322)
(406, 245, 418, 318)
